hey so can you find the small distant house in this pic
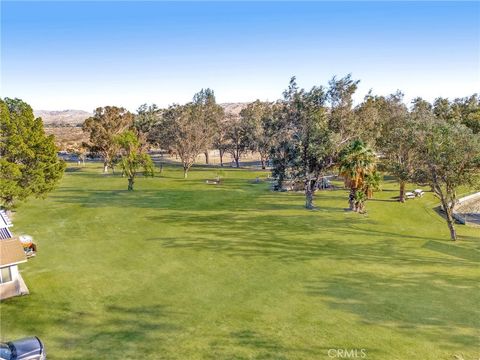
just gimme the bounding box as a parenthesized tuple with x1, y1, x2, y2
(0, 210, 30, 300)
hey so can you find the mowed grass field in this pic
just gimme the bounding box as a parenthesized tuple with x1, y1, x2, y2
(0, 163, 479, 360)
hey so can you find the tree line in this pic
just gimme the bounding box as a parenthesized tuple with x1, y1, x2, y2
(1, 75, 479, 240)
(264, 75, 479, 241)
(80, 75, 480, 240)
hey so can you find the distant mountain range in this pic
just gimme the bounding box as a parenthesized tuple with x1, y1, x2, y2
(35, 103, 248, 126)
(34, 110, 92, 126)
(220, 103, 248, 116)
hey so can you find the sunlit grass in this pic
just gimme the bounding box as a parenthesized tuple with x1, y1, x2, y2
(1, 163, 478, 360)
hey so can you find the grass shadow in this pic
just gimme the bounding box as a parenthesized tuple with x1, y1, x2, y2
(304, 271, 479, 350)
(422, 240, 480, 262)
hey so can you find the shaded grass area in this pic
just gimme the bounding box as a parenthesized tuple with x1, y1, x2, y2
(1, 163, 479, 359)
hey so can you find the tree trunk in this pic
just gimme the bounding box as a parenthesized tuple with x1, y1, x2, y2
(183, 169, 188, 178)
(399, 181, 406, 203)
(276, 163, 286, 191)
(436, 184, 457, 241)
(204, 151, 209, 165)
(219, 149, 224, 167)
(233, 150, 240, 168)
(261, 158, 266, 170)
(356, 199, 365, 213)
(367, 189, 373, 199)
(128, 177, 134, 191)
(305, 181, 314, 209)
(448, 221, 457, 241)
(103, 161, 109, 173)
(4, 197, 14, 211)
(234, 147, 240, 168)
(349, 188, 356, 211)
(445, 209, 457, 241)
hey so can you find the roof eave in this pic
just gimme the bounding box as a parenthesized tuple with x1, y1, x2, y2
(0, 259, 28, 268)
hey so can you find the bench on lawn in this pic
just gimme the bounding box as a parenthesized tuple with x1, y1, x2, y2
(414, 189, 424, 197)
(205, 178, 222, 185)
(405, 192, 416, 199)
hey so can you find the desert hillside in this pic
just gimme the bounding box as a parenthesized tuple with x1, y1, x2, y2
(35, 103, 248, 127)
(34, 109, 92, 126)
(37, 103, 250, 150)
(220, 102, 249, 115)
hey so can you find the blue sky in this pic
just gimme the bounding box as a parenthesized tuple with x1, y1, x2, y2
(1, 1, 479, 111)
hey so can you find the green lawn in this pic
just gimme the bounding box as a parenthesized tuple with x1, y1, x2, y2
(1, 163, 479, 359)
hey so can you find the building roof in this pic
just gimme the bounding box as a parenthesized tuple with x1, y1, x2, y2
(0, 210, 13, 240)
(0, 227, 13, 240)
(0, 238, 27, 267)
(0, 210, 13, 229)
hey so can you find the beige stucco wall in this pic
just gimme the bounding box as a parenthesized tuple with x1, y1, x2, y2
(0, 266, 29, 300)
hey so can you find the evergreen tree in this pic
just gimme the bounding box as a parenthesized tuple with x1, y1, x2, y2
(270, 78, 334, 209)
(0, 98, 65, 209)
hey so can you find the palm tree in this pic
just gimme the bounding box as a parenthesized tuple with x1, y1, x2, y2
(363, 171, 381, 199)
(338, 140, 378, 212)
